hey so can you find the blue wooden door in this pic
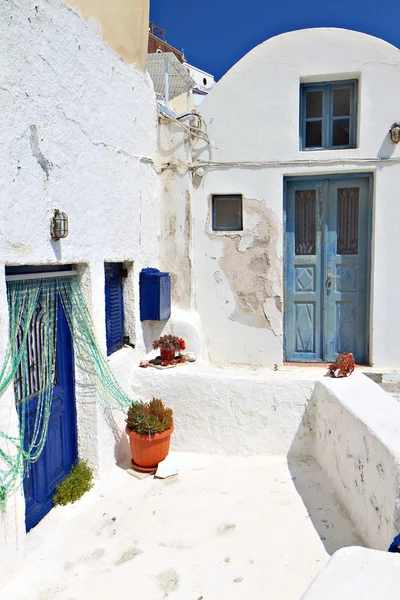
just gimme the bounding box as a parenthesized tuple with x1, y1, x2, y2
(285, 175, 371, 363)
(19, 295, 77, 532)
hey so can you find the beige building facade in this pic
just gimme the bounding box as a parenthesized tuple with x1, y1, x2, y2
(66, 0, 150, 70)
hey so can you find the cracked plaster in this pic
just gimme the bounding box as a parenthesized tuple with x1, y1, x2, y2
(0, 0, 159, 578)
(208, 198, 282, 334)
(193, 27, 400, 366)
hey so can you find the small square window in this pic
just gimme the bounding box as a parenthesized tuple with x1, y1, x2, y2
(300, 80, 358, 150)
(212, 195, 243, 231)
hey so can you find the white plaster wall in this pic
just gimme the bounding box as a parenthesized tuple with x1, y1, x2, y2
(302, 547, 400, 599)
(158, 120, 195, 311)
(130, 364, 317, 455)
(154, 118, 209, 359)
(142, 308, 207, 359)
(0, 0, 160, 580)
(305, 374, 400, 550)
(193, 28, 400, 367)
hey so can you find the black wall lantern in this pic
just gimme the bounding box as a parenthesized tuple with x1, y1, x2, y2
(390, 122, 400, 144)
(50, 209, 68, 241)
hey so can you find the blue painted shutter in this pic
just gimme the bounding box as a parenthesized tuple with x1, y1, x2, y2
(105, 264, 124, 356)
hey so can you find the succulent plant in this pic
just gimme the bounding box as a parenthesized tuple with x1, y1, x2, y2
(126, 398, 173, 435)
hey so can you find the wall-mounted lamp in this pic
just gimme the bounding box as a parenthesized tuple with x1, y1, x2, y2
(390, 122, 400, 144)
(50, 209, 68, 241)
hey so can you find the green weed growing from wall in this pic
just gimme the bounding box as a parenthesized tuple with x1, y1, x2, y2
(53, 461, 94, 506)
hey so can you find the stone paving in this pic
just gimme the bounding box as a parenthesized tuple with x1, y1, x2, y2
(0, 453, 362, 600)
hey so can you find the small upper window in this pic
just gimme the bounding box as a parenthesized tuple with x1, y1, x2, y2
(104, 263, 125, 356)
(300, 80, 358, 150)
(212, 195, 243, 231)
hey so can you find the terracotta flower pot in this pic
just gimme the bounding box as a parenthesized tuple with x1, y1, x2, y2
(160, 348, 175, 362)
(126, 424, 174, 473)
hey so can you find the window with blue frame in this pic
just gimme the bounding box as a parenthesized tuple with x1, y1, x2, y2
(104, 263, 125, 356)
(300, 80, 358, 150)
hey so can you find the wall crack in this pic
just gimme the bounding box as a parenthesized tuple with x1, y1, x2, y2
(29, 125, 52, 179)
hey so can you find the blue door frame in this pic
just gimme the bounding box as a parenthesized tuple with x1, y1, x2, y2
(6, 267, 79, 533)
(284, 173, 372, 364)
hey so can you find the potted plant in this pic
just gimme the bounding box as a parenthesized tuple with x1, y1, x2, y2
(125, 398, 174, 473)
(152, 335, 186, 362)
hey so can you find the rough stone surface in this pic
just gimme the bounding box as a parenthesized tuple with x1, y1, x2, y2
(129, 363, 320, 456)
(0, 453, 362, 600)
(297, 373, 400, 550)
(0, 0, 159, 578)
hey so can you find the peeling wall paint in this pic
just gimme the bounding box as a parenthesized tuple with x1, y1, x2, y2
(158, 122, 194, 310)
(193, 28, 400, 367)
(208, 197, 282, 334)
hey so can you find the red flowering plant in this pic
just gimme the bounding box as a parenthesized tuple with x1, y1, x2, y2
(328, 352, 355, 378)
(152, 335, 186, 352)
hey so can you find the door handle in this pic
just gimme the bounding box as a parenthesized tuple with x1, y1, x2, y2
(326, 273, 338, 289)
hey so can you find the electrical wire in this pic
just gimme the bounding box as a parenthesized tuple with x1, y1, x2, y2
(159, 155, 400, 172)
(157, 105, 210, 143)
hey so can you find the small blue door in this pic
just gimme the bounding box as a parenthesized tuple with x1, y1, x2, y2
(17, 294, 77, 532)
(284, 175, 371, 363)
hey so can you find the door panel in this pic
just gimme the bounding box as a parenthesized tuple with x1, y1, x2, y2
(285, 176, 371, 363)
(285, 180, 323, 361)
(21, 297, 77, 532)
(325, 178, 369, 363)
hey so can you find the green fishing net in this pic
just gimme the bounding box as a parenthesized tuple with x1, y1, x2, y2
(0, 275, 134, 508)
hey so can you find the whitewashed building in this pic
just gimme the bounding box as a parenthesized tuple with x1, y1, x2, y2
(0, 0, 159, 578)
(190, 28, 400, 369)
(2, 2, 400, 592)
(184, 62, 215, 106)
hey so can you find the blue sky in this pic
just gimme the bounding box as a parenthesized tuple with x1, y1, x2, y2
(150, 0, 399, 80)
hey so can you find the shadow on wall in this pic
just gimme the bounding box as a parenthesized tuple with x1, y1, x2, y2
(104, 405, 131, 468)
(287, 398, 364, 556)
(141, 320, 168, 353)
(115, 435, 131, 471)
(377, 132, 396, 159)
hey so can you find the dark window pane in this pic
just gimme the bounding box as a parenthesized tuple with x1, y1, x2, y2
(213, 195, 243, 231)
(15, 300, 48, 402)
(333, 88, 351, 117)
(332, 118, 350, 146)
(305, 120, 322, 148)
(295, 190, 316, 255)
(337, 188, 359, 255)
(306, 91, 323, 118)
